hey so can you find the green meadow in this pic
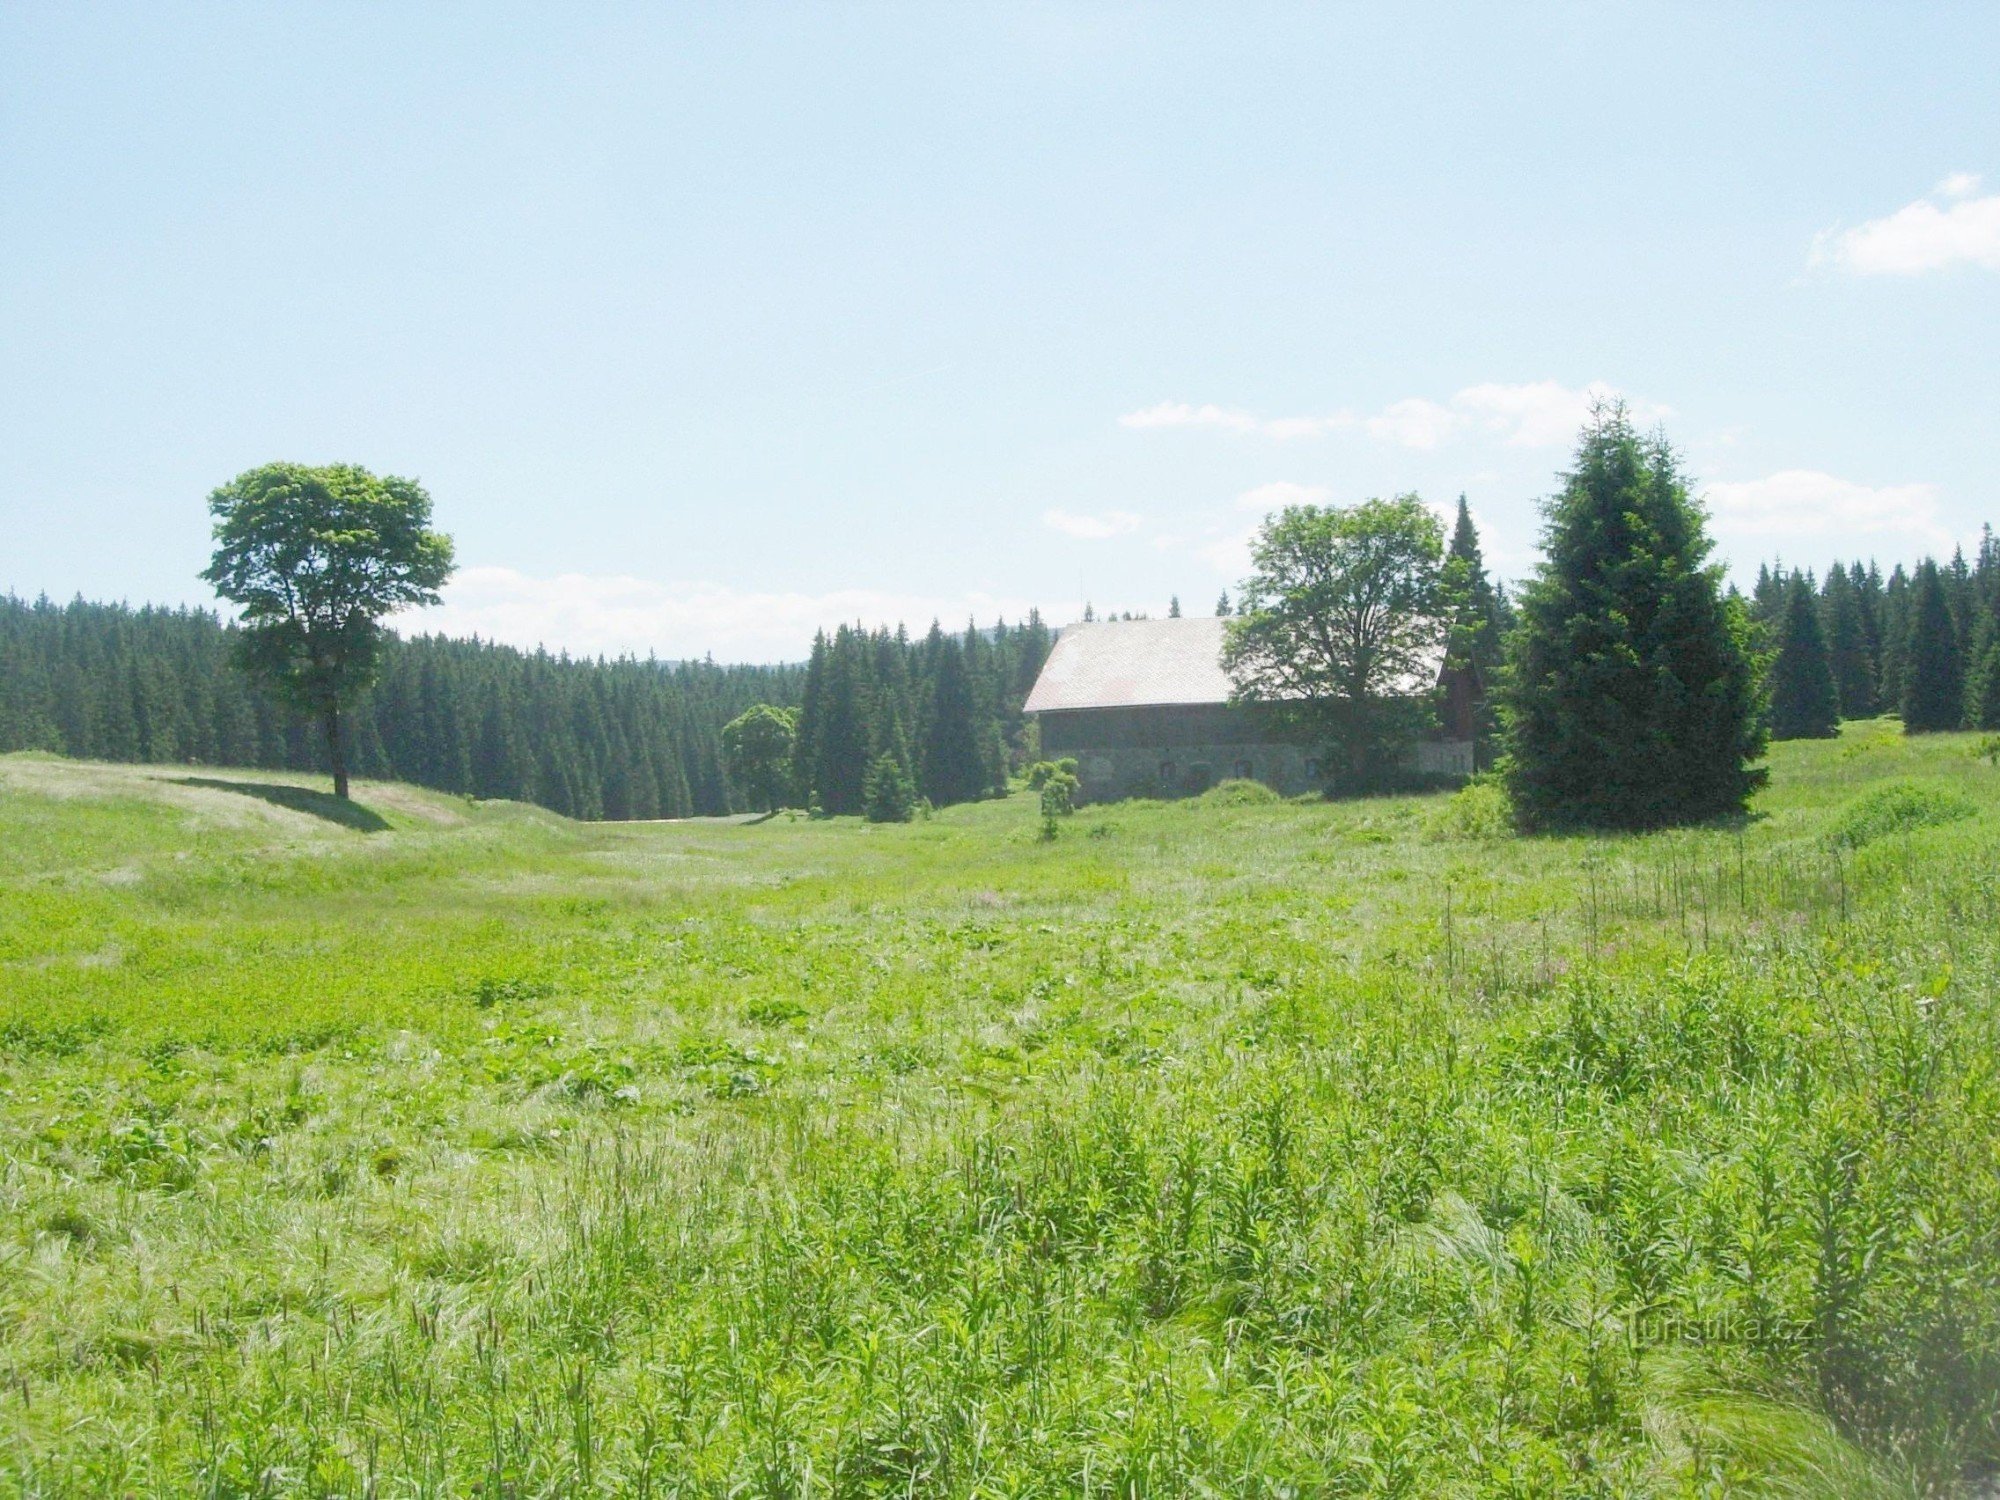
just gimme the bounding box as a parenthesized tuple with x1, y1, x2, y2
(3, 728, 1999, 1496)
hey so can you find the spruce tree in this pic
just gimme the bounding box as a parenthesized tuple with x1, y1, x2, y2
(1854, 561, 1885, 668)
(1878, 565, 1911, 710)
(919, 636, 987, 806)
(1768, 571, 1840, 739)
(1964, 611, 2000, 732)
(813, 627, 873, 815)
(1820, 563, 1877, 719)
(862, 751, 916, 822)
(1901, 561, 1964, 733)
(1502, 406, 1765, 829)
(1445, 495, 1508, 765)
(1947, 545, 1975, 655)
(1751, 562, 1784, 625)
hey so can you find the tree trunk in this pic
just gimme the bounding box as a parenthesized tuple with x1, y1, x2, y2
(323, 707, 351, 800)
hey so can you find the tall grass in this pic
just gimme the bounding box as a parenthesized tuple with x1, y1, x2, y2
(0, 727, 1997, 1494)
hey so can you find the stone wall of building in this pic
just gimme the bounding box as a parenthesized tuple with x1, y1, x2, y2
(1068, 740, 1321, 804)
(1039, 704, 1473, 804)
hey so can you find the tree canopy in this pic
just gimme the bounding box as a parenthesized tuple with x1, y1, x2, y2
(721, 704, 798, 812)
(202, 463, 454, 798)
(1222, 495, 1452, 787)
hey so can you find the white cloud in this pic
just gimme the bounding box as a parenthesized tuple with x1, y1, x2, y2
(1704, 470, 1949, 548)
(1117, 400, 1354, 439)
(1162, 484, 1520, 582)
(1196, 526, 1259, 578)
(1187, 481, 1339, 576)
(1451, 380, 1672, 448)
(1812, 176, 2000, 275)
(1366, 397, 1461, 449)
(1043, 507, 1141, 540)
(1233, 480, 1330, 512)
(1127, 382, 1668, 453)
(403, 566, 1055, 663)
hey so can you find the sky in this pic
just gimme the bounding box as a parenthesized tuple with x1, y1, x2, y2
(3, 4, 1997, 662)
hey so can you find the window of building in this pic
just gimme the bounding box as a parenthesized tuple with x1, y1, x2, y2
(1234, 759, 1253, 780)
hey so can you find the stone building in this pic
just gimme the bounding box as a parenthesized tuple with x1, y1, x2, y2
(1023, 616, 1478, 804)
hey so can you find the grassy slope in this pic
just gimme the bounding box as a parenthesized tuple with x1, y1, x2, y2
(1, 730, 1997, 1496)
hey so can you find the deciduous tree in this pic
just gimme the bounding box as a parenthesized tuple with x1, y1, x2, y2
(722, 703, 798, 811)
(1223, 494, 1452, 788)
(202, 463, 453, 799)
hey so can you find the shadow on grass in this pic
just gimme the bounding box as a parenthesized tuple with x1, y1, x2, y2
(170, 778, 391, 833)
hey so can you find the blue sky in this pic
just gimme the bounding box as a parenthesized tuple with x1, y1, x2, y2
(3, 4, 1997, 660)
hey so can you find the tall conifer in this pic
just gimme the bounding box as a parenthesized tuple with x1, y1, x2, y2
(1964, 611, 2000, 732)
(1901, 561, 1964, 733)
(1445, 495, 1508, 765)
(1820, 564, 1877, 718)
(1768, 572, 1840, 739)
(1503, 406, 1765, 829)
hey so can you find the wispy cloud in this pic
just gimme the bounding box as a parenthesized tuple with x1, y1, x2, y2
(1196, 528, 1258, 577)
(1188, 482, 1335, 577)
(1233, 480, 1330, 512)
(1117, 400, 1354, 439)
(1704, 471, 1949, 548)
(1812, 174, 2000, 275)
(405, 566, 1053, 663)
(1365, 397, 1460, 449)
(1450, 381, 1670, 448)
(1162, 483, 1520, 581)
(1043, 507, 1141, 539)
(1123, 381, 1667, 451)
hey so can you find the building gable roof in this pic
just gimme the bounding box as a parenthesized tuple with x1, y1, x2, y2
(1024, 618, 1237, 712)
(1023, 615, 1451, 714)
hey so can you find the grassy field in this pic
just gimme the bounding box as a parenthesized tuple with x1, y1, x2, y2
(2, 727, 1999, 1497)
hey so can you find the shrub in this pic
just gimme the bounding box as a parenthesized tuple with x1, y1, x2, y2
(1828, 779, 1977, 848)
(1198, 778, 1280, 807)
(1424, 779, 1513, 841)
(1037, 764, 1079, 839)
(1026, 759, 1078, 791)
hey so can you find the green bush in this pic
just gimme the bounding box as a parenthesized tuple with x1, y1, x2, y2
(1829, 779, 1976, 848)
(1037, 765, 1079, 838)
(1424, 778, 1513, 841)
(1026, 758, 1078, 791)
(1197, 777, 1280, 807)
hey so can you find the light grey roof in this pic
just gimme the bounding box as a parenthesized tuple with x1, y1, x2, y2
(1023, 615, 1447, 713)
(1024, 618, 1238, 712)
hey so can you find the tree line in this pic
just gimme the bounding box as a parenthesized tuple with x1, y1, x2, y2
(0, 594, 803, 820)
(0, 593, 1058, 822)
(778, 616, 1055, 818)
(1751, 530, 2000, 739)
